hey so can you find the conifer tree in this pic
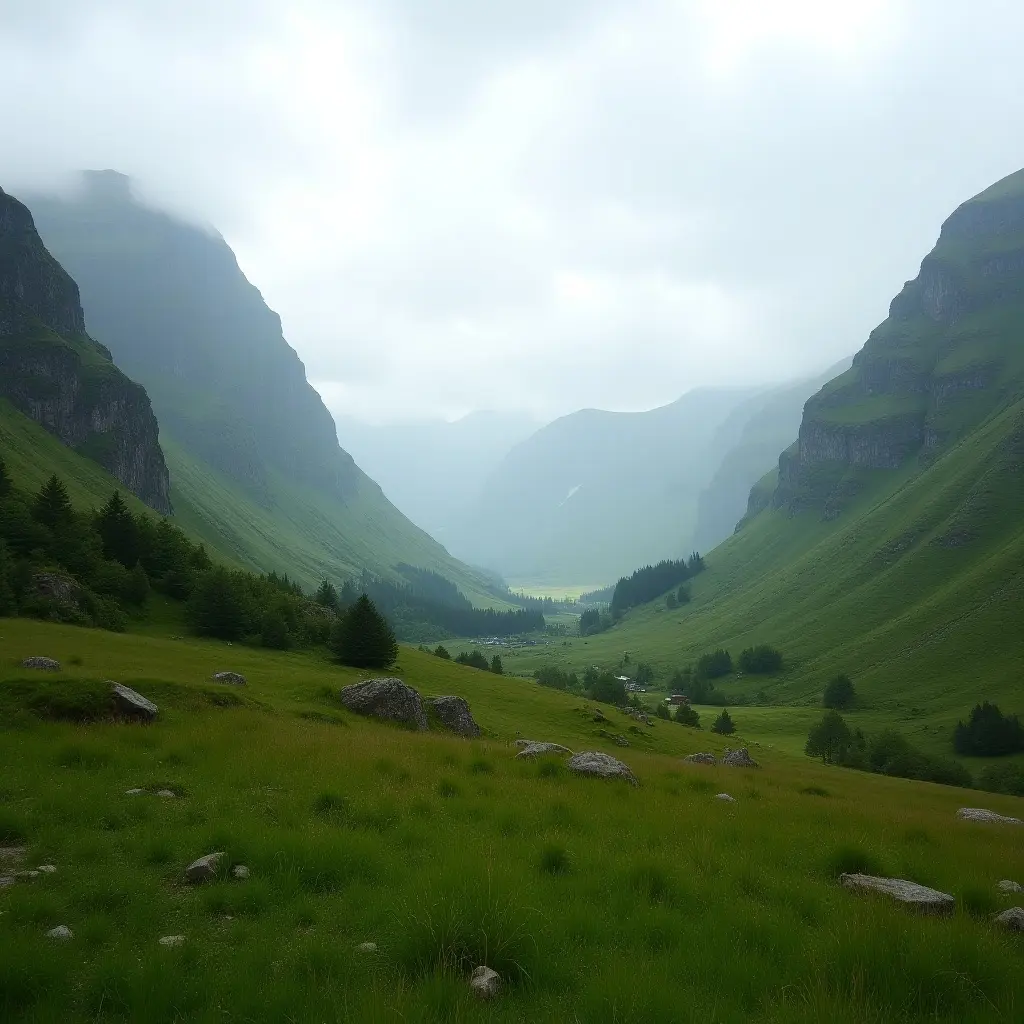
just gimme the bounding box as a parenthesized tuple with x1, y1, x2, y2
(0, 456, 11, 499)
(711, 709, 736, 735)
(330, 594, 398, 668)
(490, 654, 504, 675)
(96, 491, 140, 568)
(32, 475, 74, 530)
(315, 579, 339, 609)
(0, 539, 16, 616)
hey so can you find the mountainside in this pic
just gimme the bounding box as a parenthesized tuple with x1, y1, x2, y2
(691, 358, 852, 553)
(455, 387, 764, 586)
(334, 410, 538, 541)
(0, 186, 169, 512)
(28, 172, 501, 601)
(533, 169, 1024, 744)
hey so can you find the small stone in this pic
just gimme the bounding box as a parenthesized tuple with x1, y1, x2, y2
(111, 682, 159, 722)
(997, 879, 1022, 894)
(22, 657, 61, 671)
(515, 741, 573, 759)
(16, 870, 40, 879)
(0, 876, 14, 889)
(0, 846, 27, 863)
(156, 790, 176, 799)
(993, 907, 1024, 931)
(469, 965, 501, 1000)
(715, 793, 736, 803)
(839, 873, 955, 915)
(956, 807, 1022, 825)
(185, 852, 225, 882)
(212, 672, 247, 685)
(46, 925, 73, 941)
(684, 752, 717, 765)
(231, 864, 250, 880)
(357, 941, 378, 953)
(37, 865, 56, 874)
(159, 934, 186, 947)
(125, 788, 145, 796)
(722, 748, 759, 768)
(340, 678, 428, 730)
(566, 751, 639, 787)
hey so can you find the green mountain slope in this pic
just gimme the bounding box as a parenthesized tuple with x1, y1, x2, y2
(519, 169, 1024, 739)
(27, 172, 502, 603)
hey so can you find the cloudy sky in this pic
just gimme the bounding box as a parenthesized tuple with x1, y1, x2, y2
(2, 0, 1023, 423)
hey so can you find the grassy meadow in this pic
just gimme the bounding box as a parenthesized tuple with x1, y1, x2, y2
(2, 619, 1023, 1023)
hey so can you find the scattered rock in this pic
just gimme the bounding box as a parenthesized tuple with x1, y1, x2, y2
(16, 870, 40, 879)
(212, 672, 247, 686)
(22, 656, 61, 671)
(839, 873, 955, 915)
(956, 807, 1022, 825)
(515, 741, 573, 759)
(716, 793, 736, 803)
(159, 934, 186, 947)
(340, 678, 427, 730)
(357, 941, 378, 953)
(125, 788, 145, 796)
(156, 790, 176, 799)
(46, 925, 73, 941)
(231, 864, 250, 880)
(993, 907, 1024, 931)
(997, 879, 1022, 894)
(684, 752, 717, 765)
(37, 865, 56, 874)
(566, 751, 639, 787)
(0, 846, 26, 864)
(0, 876, 15, 889)
(722, 748, 759, 768)
(427, 695, 480, 737)
(111, 682, 159, 722)
(185, 852, 225, 883)
(469, 965, 501, 1000)
(30, 572, 82, 610)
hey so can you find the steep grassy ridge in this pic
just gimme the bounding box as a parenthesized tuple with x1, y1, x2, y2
(1, 618, 1022, 1022)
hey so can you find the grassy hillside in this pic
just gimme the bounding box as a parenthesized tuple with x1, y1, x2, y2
(1, 617, 1022, 1022)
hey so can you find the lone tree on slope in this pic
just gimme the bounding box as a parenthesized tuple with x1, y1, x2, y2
(330, 594, 398, 669)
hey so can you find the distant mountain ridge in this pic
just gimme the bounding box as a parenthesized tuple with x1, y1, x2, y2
(0, 185, 170, 511)
(29, 172, 502, 600)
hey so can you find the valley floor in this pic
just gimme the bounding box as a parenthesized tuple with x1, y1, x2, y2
(1, 619, 1023, 1022)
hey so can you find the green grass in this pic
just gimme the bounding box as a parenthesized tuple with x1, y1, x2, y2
(1, 617, 1022, 1022)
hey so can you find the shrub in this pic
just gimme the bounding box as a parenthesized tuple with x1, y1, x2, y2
(330, 594, 398, 668)
(823, 674, 856, 710)
(455, 650, 490, 671)
(539, 844, 570, 876)
(675, 703, 700, 728)
(534, 666, 580, 692)
(738, 644, 782, 674)
(711, 709, 735, 735)
(433, 645, 451, 660)
(978, 762, 1024, 796)
(960, 884, 998, 919)
(953, 702, 1024, 756)
(655, 703, 671, 720)
(490, 655, 504, 675)
(584, 669, 626, 706)
(695, 649, 732, 680)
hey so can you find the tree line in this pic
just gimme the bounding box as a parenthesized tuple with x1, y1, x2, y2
(610, 553, 705, 618)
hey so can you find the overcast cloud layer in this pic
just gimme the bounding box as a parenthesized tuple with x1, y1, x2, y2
(2, 0, 1023, 423)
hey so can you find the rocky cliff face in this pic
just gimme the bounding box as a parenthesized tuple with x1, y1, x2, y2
(0, 186, 171, 512)
(770, 169, 1024, 518)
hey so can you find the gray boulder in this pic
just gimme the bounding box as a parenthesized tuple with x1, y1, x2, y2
(469, 965, 501, 1000)
(515, 741, 573, 759)
(159, 934, 186, 947)
(212, 671, 247, 685)
(427, 695, 480, 737)
(566, 751, 638, 787)
(716, 793, 736, 803)
(156, 790, 176, 799)
(997, 879, 1022, 894)
(0, 876, 14, 889)
(840, 873, 954, 915)
(357, 941, 378, 953)
(340, 678, 427, 730)
(0, 846, 26, 864)
(46, 925, 73, 941)
(684, 752, 717, 765)
(22, 656, 61, 671)
(185, 852, 225, 883)
(722, 748, 759, 768)
(231, 864, 250, 880)
(993, 907, 1024, 931)
(30, 572, 81, 610)
(956, 807, 1022, 825)
(111, 682, 159, 722)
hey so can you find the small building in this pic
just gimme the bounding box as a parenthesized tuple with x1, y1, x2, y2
(667, 693, 690, 706)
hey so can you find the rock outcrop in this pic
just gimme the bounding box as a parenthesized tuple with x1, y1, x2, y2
(840, 873, 955, 915)
(469, 966, 501, 1000)
(21, 656, 61, 671)
(566, 751, 638, 787)
(722, 748, 759, 768)
(0, 186, 170, 512)
(185, 852, 225, 883)
(110, 682, 158, 722)
(427, 695, 480, 737)
(212, 671, 247, 686)
(956, 807, 1022, 825)
(340, 678, 428, 730)
(515, 740, 573, 759)
(993, 907, 1024, 931)
(683, 752, 717, 765)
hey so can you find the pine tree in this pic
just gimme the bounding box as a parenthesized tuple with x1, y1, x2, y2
(805, 710, 853, 764)
(96, 491, 140, 568)
(330, 594, 397, 668)
(0, 456, 11, 499)
(124, 563, 151, 606)
(711, 709, 736, 735)
(0, 539, 16, 617)
(315, 579, 339, 609)
(490, 654, 504, 675)
(187, 568, 249, 640)
(675, 703, 701, 728)
(32, 475, 74, 530)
